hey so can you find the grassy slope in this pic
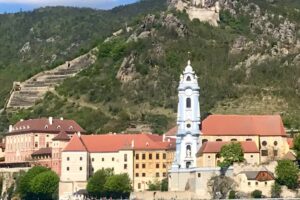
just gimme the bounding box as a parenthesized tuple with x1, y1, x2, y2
(1, 0, 300, 134)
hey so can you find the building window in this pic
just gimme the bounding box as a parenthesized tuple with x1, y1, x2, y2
(248, 182, 251, 186)
(216, 139, 222, 142)
(35, 142, 38, 148)
(124, 164, 127, 169)
(261, 150, 268, 156)
(274, 141, 278, 146)
(186, 98, 191, 108)
(208, 156, 211, 158)
(80, 157, 82, 161)
(102, 158, 104, 161)
(262, 141, 267, 146)
(149, 153, 152, 160)
(112, 157, 115, 161)
(273, 150, 278, 157)
(163, 164, 166, 168)
(124, 154, 127, 162)
(251, 155, 253, 158)
(47, 134, 49, 137)
(138, 183, 141, 189)
(142, 154, 146, 160)
(255, 182, 258, 185)
(156, 153, 160, 159)
(156, 164, 160, 168)
(92, 158, 94, 162)
(136, 154, 139, 160)
(67, 167, 69, 171)
(198, 173, 201, 178)
(246, 138, 252, 141)
(67, 157, 70, 161)
(46, 142, 49, 147)
(231, 138, 237, 141)
(265, 182, 268, 185)
(186, 123, 191, 128)
(136, 164, 139, 168)
(79, 167, 82, 171)
(163, 153, 166, 159)
(142, 164, 146, 168)
(186, 76, 191, 81)
(202, 139, 208, 144)
(136, 173, 139, 177)
(156, 172, 159, 177)
(142, 173, 146, 177)
(163, 172, 166, 177)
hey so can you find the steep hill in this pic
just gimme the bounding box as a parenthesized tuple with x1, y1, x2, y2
(1, 0, 300, 134)
(0, 0, 167, 108)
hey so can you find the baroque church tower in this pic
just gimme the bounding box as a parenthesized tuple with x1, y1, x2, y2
(173, 60, 201, 169)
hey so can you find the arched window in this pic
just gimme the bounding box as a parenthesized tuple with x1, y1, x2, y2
(246, 138, 252, 141)
(186, 76, 191, 81)
(202, 139, 208, 144)
(216, 139, 222, 142)
(231, 138, 237, 141)
(186, 145, 191, 157)
(186, 98, 191, 108)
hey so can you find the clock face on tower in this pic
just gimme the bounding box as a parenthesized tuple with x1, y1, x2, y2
(185, 89, 192, 96)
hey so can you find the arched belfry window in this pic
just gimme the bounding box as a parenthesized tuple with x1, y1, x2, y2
(186, 76, 191, 81)
(186, 98, 191, 108)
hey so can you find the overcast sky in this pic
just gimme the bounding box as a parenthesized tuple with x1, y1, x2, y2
(0, 0, 138, 13)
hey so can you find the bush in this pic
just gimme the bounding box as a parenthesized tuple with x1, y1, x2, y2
(228, 190, 236, 199)
(271, 182, 282, 198)
(86, 169, 113, 198)
(251, 190, 262, 198)
(276, 160, 299, 189)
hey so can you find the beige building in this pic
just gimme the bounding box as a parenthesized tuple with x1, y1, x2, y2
(59, 133, 175, 198)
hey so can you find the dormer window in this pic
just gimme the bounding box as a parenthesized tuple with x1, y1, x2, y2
(57, 125, 61, 129)
(186, 98, 191, 108)
(69, 126, 73, 130)
(45, 125, 48, 129)
(186, 76, 191, 81)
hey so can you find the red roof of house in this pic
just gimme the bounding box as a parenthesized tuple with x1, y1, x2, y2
(165, 126, 178, 136)
(52, 131, 70, 141)
(197, 141, 259, 156)
(63, 133, 175, 153)
(287, 138, 294, 149)
(32, 147, 52, 156)
(8, 118, 85, 135)
(165, 115, 286, 137)
(63, 134, 87, 152)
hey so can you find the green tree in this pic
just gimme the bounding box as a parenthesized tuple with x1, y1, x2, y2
(104, 173, 132, 198)
(148, 180, 161, 191)
(161, 178, 168, 191)
(86, 169, 113, 198)
(271, 182, 282, 198)
(293, 134, 300, 159)
(17, 166, 49, 200)
(276, 160, 299, 189)
(218, 142, 244, 168)
(228, 190, 236, 199)
(251, 190, 262, 198)
(30, 171, 59, 200)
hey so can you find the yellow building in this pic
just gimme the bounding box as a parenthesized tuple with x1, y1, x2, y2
(134, 147, 175, 191)
(166, 114, 292, 166)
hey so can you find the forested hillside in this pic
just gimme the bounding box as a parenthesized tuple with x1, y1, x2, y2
(1, 0, 300, 134)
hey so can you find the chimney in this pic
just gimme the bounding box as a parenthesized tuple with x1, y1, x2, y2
(162, 134, 166, 142)
(131, 140, 135, 148)
(20, 119, 24, 122)
(49, 117, 53, 125)
(9, 125, 12, 132)
(60, 117, 64, 121)
(77, 132, 81, 137)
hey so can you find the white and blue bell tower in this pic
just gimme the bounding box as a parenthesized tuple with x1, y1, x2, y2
(172, 60, 201, 169)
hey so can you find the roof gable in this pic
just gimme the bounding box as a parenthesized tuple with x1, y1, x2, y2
(63, 134, 87, 152)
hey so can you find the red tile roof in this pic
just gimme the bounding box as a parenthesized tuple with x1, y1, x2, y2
(63, 133, 175, 153)
(165, 115, 286, 137)
(8, 118, 85, 135)
(52, 131, 70, 141)
(287, 138, 294, 149)
(197, 141, 259, 156)
(63, 134, 87, 152)
(165, 126, 178, 136)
